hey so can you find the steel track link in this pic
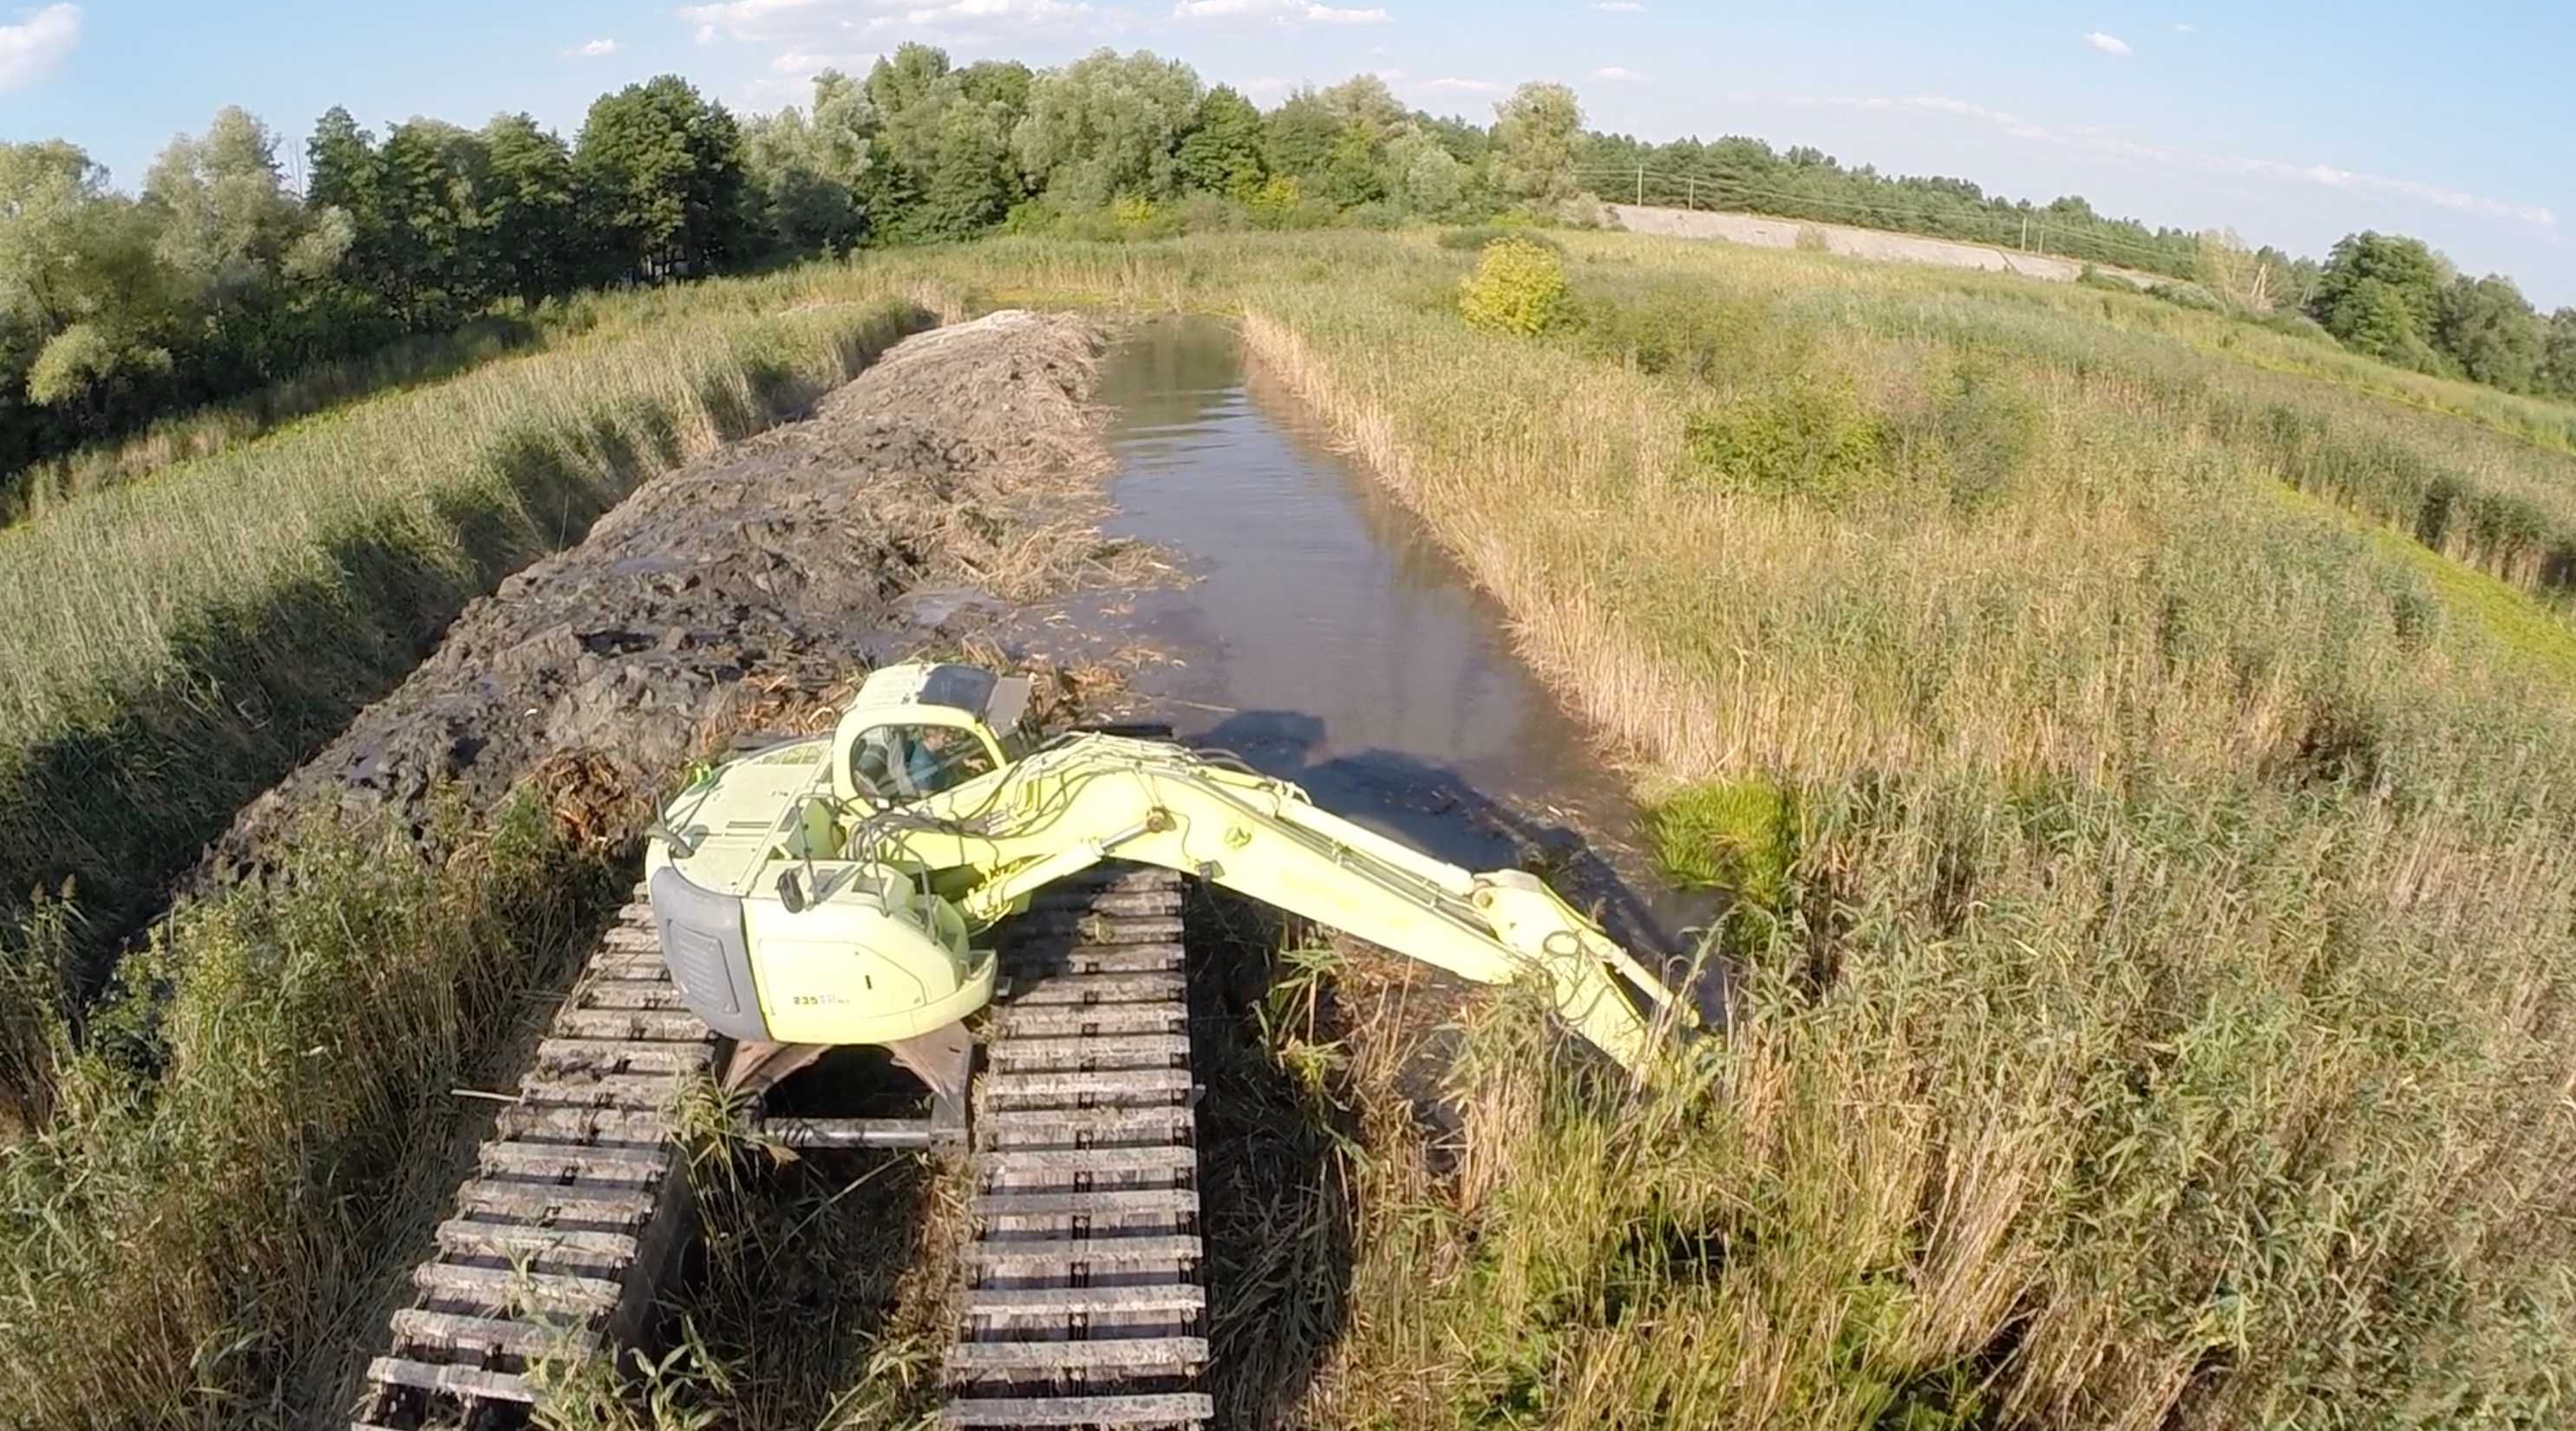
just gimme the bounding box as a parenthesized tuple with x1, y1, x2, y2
(354, 885, 719, 1431)
(945, 863, 1214, 1430)
(358, 865, 1214, 1431)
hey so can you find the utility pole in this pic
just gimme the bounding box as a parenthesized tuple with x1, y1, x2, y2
(1637, 163, 1644, 206)
(2021, 214, 2030, 252)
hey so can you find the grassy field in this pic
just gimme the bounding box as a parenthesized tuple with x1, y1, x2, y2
(3, 313, 562, 526)
(0, 268, 945, 1032)
(858, 232, 2576, 1429)
(3, 227, 2573, 1429)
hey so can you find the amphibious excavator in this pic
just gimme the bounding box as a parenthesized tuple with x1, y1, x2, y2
(356, 663, 1697, 1431)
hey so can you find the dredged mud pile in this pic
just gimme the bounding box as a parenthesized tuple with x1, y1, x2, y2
(208, 310, 1123, 875)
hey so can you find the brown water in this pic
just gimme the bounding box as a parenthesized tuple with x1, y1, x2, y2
(1067, 315, 1700, 946)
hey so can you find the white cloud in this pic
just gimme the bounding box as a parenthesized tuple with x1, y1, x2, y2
(2171, 21, 2194, 32)
(769, 47, 879, 72)
(688, 0, 1116, 53)
(0, 3, 78, 92)
(1424, 75, 1497, 93)
(2085, 30, 2131, 56)
(879, 0, 1098, 28)
(1802, 93, 2558, 232)
(1591, 65, 1643, 82)
(1591, 1, 1644, 10)
(1173, 0, 1389, 23)
(675, 0, 827, 41)
(566, 37, 619, 56)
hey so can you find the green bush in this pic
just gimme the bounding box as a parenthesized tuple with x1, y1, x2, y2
(1457, 238, 1573, 337)
(2076, 264, 2134, 294)
(0, 792, 619, 1426)
(1571, 286, 1778, 382)
(1338, 201, 1402, 231)
(1642, 778, 1797, 908)
(1438, 225, 1562, 255)
(2255, 308, 2338, 345)
(1684, 382, 1889, 501)
(1174, 192, 1249, 233)
(2146, 281, 2226, 312)
(1001, 199, 1060, 236)
(1246, 174, 1312, 231)
(1885, 353, 2042, 514)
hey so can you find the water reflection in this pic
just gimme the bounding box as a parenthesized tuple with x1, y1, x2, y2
(1089, 315, 1703, 948)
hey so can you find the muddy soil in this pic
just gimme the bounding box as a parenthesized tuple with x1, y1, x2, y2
(206, 310, 1130, 878)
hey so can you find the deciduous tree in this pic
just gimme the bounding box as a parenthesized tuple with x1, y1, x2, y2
(1491, 82, 1581, 206)
(481, 114, 577, 307)
(1259, 88, 1340, 183)
(2309, 231, 2448, 366)
(1014, 49, 1200, 209)
(1174, 85, 1263, 198)
(2434, 274, 2544, 392)
(574, 75, 749, 279)
(2542, 309, 2576, 401)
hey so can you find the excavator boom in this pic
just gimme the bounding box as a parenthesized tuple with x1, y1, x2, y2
(648, 664, 1697, 1076)
(879, 734, 1686, 1070)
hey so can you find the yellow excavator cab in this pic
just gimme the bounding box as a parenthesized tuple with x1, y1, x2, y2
(828, 663, 1030, 807)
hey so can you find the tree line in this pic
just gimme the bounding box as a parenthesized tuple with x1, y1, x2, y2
(0, 52, 1597, 474)
(1576, 129, 2576, 402)
(1, 48, 2567, 479)
(2298, 231, 2576, 397)
(1576, 130, 2232, 279)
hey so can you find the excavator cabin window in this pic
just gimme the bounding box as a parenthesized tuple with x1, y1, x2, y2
(849, 723, 998, 804)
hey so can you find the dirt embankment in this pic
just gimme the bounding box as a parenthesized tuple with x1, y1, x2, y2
(207, 310, 1128, 876)
(1607, 202, 2161, 287)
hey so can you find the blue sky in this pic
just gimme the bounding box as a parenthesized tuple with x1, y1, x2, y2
(4, 0, 2569, 304)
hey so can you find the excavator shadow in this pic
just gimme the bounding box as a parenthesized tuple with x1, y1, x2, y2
(1187, 709, 1694, 969)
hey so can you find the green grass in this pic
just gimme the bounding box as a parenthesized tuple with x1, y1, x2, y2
(6, 226, 2574, 1428)
(1639, 779, 1795, 907)
(0, 266, 944, 1018)
(838, 229, 2576, 1428)
(2, 311, 567, 526)
(0, 788, 626, 1428)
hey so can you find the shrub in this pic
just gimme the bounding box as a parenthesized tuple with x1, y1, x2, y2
(2256, 308, 2337, 345)
(2076, 264, 2134, 294)
(1001, 199, 1060, 236)
(1457, 238, 1573, 337)
(1571, 285, 1776, 382)
(1794, 223, 1829, 253)
(1684, 382, 1889, 501)
(1174, 192, 1249, 233)
(1338, 201, 1402, 231)
(1438, 225, 1562, 255)
(1884, 352, 2042, 514)
(1642, 778, 1797, 908)
(1246, 174, 1305, 230)
(2146, 281, 2226, 312)
(0, 793, 618, 1426)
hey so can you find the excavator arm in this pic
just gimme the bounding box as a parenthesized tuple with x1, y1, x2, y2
(863, 734, 1692, 1072)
